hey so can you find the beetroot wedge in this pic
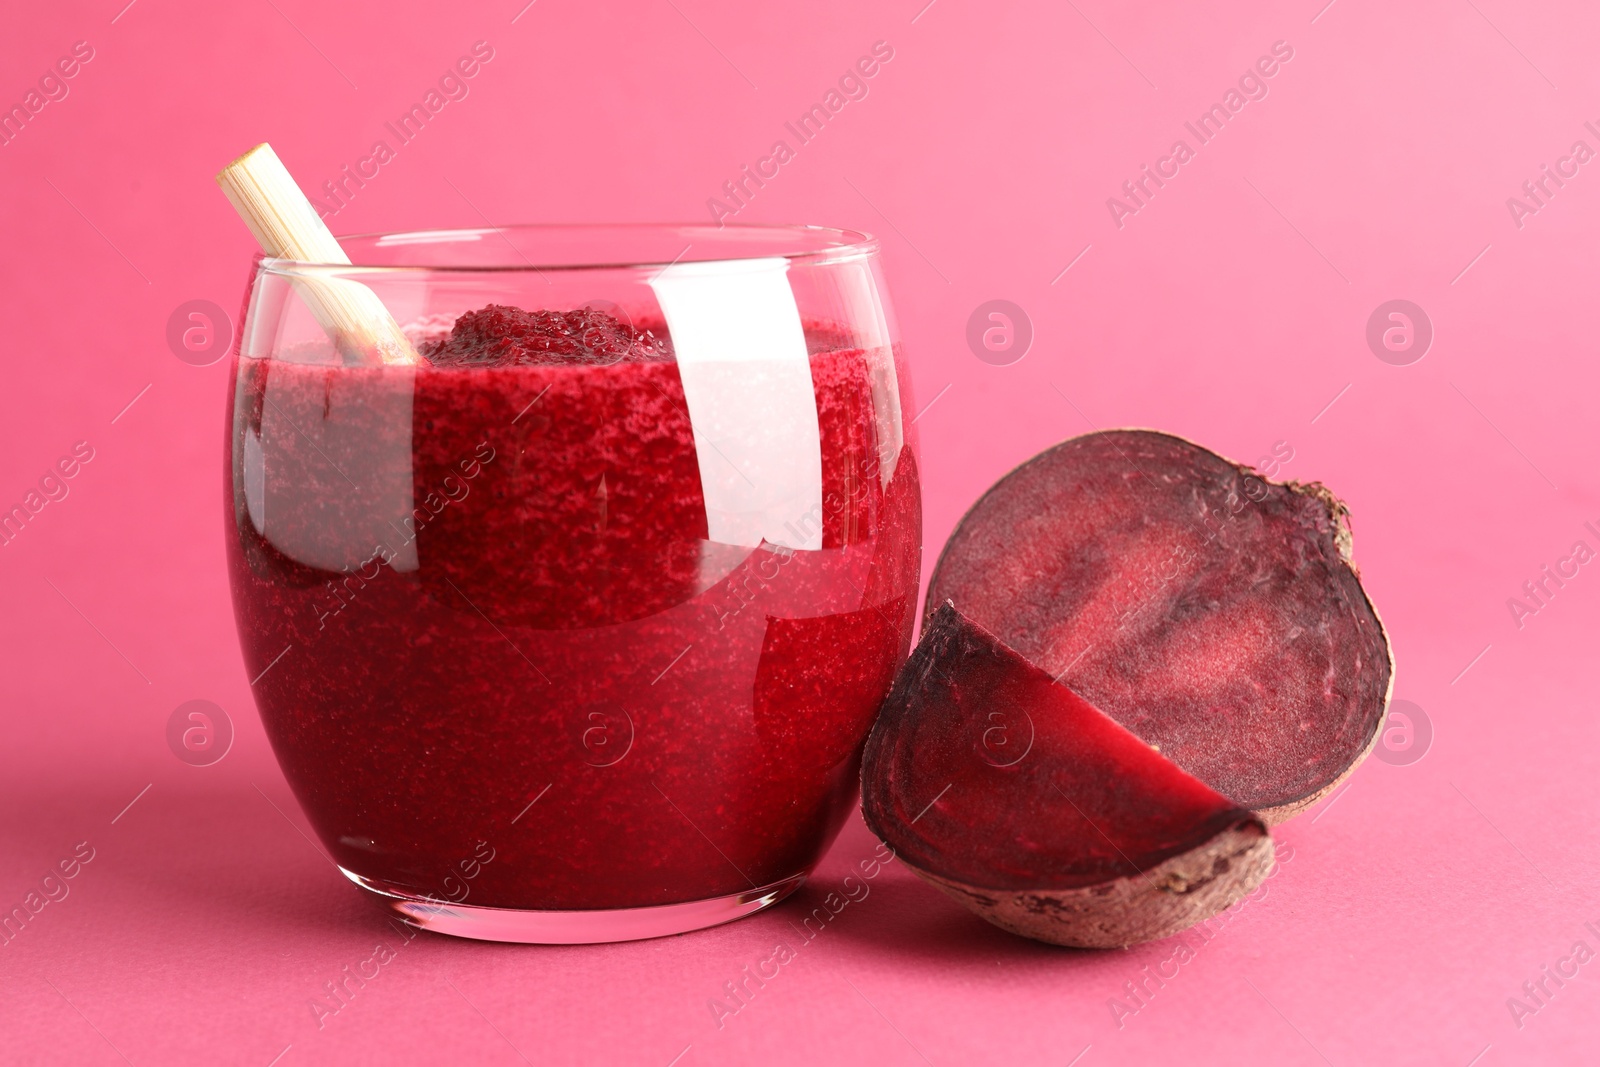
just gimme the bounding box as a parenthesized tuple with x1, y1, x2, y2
(862, 603, 1273, 948)
(927, 430, 1392, 821)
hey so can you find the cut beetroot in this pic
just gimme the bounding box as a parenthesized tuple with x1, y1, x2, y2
(861, 603, 1273, 948)
(926, 429, 1392, 820)
(860, 430, 1390, 946)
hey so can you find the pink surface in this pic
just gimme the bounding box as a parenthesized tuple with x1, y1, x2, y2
(1, 0, 1596, 1064)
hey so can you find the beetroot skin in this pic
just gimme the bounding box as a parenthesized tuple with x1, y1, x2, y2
(862, 430, 1391, 947)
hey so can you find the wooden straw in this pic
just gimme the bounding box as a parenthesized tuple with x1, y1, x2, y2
(216, 143, 417, 365)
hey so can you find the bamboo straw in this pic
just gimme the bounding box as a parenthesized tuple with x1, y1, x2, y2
(216, 143, 416, 365)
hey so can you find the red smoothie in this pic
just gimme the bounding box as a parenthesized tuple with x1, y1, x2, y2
(226, 305, 921, 910)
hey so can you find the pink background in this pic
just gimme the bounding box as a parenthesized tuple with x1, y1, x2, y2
(2, 0, 1597, 1063)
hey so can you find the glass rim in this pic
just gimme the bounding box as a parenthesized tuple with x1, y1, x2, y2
(256, 222, 881, 275)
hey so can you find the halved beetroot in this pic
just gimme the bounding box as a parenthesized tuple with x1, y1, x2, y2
(862, 603, 1274, 947)
(861, 430, 1391, 947)
(926, 430, 1392, 820)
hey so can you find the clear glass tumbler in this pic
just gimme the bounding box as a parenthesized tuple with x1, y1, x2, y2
(225, 224, 921, 942)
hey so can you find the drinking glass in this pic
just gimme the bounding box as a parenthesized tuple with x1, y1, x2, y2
(225, 224, 921, 942)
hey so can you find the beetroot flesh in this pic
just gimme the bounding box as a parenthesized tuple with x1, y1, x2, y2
(926, 430, 1391, 814)
(861, 603, 1263, 891)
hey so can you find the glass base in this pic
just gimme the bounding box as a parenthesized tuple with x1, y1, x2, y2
(341, 867, 807, 944)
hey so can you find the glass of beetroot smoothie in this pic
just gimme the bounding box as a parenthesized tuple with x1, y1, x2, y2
(226, 224, 920, 942)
